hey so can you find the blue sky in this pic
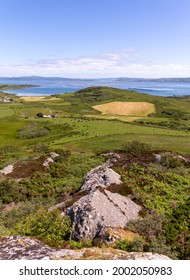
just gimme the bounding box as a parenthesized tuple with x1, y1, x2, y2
(0, 0, 190, 77)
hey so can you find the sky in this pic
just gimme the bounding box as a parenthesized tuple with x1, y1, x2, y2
(0, 0, 190, 78)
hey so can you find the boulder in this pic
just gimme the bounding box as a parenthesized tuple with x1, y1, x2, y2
(66, 189, 141, 241)
(80, 164, 122, 192)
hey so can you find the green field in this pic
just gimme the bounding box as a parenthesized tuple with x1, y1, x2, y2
(0, 85, 190, 260)
(1, 86, 190, 153)
(0, 105, 15, 118)
(1, 85, 190, 175)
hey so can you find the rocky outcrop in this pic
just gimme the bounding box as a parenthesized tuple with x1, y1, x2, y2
(0, 152, 59, 177)
(0, 236, 171, 260)
(50, 153, 141, 241)
(81, 152, 121, 192)
(0, 236, 56, 260)
(155, 151, 190, 164)
(80, 165, 122, 191)
(66, 189, 141, 241)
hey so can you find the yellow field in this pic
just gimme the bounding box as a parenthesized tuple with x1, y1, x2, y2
(21, 96, 60, 102)
(92, 101, 155, 116)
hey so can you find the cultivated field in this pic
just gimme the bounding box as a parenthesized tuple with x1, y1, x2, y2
(93, 101, 155, 116)
(21, 96, 62, 102)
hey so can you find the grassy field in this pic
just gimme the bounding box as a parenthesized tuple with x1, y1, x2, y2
(1, 85, 190, 154)
(0, 105, 15, 118)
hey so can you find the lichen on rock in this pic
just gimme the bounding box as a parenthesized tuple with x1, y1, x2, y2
(66, 189, 141, 241)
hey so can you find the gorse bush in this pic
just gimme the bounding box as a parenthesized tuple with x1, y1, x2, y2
(0, 197, 56, 230)
(164, 197, 190, 259)
(0, 145, 20, 155)
(32, 143, 49, 154)
(12, 208, 71, 247)
(126, 215, 165, 241)
(17, 124, 49, 139)
(122, 141, 151, 154)
(125, 215, 176, 259)
(160, 155, 183, 168)
(0, 177, 21, 203)
(116, 238, 144, 252)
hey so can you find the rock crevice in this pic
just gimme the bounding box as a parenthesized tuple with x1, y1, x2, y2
(66, 188, 141, 241)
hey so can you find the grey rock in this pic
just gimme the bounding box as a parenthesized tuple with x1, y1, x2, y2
(43, 152, 59, 167)
(50, 152, 59, 158)
(155, 154, 162, 163)
(67, 189, 141, 241)
(0, 164, 14, 175)
(43, 157, 54, 167)
(80, 165, 122, 192)
(0, 236, 171, 260)
(101, 152, 121, 166)
(0, 236, 56, 260)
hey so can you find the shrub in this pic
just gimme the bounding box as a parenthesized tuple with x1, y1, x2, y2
(161, 155, 183, 168)
(17, 124, 49, 139)
(116, 239, 130, 251)
(0, 178, 21, 203)
(12, 208, 71, 247)
(125, 214, 165, 241)
(67, 239, 84, 249)
(0, 145, 20, 155)
(164, 197, 190, 259)
(0, 197, 56, 229)
(122, 141, 151, 154)
(32, 143, 49, 153)
(36, 112, 43, 118)
(145, 237, 177, 259)
(116, 238, 144, 252)
(128, 238, 144, 252)
(123, 164, 190, 215)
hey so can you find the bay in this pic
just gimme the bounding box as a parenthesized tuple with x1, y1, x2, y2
(1, 76, 190, 97)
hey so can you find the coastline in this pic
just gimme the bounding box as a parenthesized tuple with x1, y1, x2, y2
(2, 77, 190, 97)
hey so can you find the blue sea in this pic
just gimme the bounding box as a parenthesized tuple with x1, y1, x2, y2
(1, 76, 190, 97)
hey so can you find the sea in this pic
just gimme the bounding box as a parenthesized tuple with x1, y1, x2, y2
(1, 76, 190, 97)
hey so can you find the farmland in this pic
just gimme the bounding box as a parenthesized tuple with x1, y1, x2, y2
(1, 86, 190, 154)
(0, 85, 190, 259)
(93, 101, 155, 117)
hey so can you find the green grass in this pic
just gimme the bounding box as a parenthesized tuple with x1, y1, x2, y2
(1, 85, 190, 154)
(37, 117, 190, 153)
(0, 106, 15, 118)
(75, 133, 190, 153)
